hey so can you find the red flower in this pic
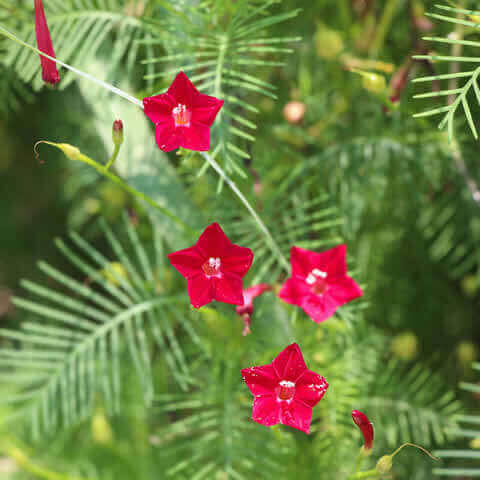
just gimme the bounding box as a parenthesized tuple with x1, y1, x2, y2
(241, 343, 328, 434)
(279, 244, 363, 323)
(352, 410, 374, 450)
(143, 72, 224, 152)
(236, 284, 271, 336)
(168, 223, 253, 308)
(34, 0, 60, 86)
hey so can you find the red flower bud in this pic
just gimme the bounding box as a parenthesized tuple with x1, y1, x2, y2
(34, 0, 60, 86)
(112, 119, 124, 146)
(352, 410, 374, 450)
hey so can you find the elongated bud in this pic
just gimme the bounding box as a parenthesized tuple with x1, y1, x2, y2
(352, 410, 374, 452)
(112, 119, 124, 146)
(34, 0, 60, 85)
(376, 455, 393, 474)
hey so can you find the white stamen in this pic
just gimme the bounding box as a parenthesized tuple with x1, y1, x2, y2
(279, 380, 295, 388)
(208, 257, 221, 269)
(312, 268, 327, 278)
(306, 273, 316, 285)
(173, 104, 187, 115)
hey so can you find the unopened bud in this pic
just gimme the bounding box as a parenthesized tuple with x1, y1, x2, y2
(352, 410, 374, 451)
(376, 455, 393, 474)
(362, 73, 387, 95)
(112, 119, 124, 146)
(351, 69, 387, 96)
(58, 143, 81, 160)
(34, 141, 82, 163)
(283, 101, 306, 124)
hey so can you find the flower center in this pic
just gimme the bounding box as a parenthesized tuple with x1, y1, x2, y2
(306, 269, 328, 296)
(172, 103, 192, 127)
(276, 380, 296, 401)
(202, 257, 221, 277)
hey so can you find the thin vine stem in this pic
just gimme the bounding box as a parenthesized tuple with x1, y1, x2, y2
(201, 151, 289, 272)
(35, 142, 197, 237)
(5, 445, 93, 480)
(0, 25, 143, 108)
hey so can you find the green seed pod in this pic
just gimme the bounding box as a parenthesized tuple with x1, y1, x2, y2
(376, 455, 393, 474)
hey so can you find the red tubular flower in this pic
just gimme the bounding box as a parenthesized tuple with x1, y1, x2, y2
(236, 284, 271, 335)
(279, 244, 363, 323)
(241, 343, 329, 434)
(34, 0, 60, 86)
(168, 223, 253, 308)
(352, 410, 374, 450)
(143, 72, 224, 152)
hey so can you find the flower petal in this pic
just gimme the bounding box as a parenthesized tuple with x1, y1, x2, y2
(222, 244, 254, 278)
(167, 246, 204, 278)
(143, 93, 175, 124)
(212, 272, 244, 305)
(295, 370, 329, 408)
(290, 244, 347, 279)
(272, 343, 307, 382)
(167, 71, 199, 106)
(290, 246, 313, 278)
(154, 121, 182, 152)
(187, 273, 214, 309)
(243, 284, 271, 307)
(192, 96, 224, 126)
(301, 293, 338, 323)
(252, 395, 280, 427)
(279, 399, 312, 434)
(181, 123, 210, 151)
(241, 365, 278, 396)
(195, 223, 232, 258)
(327, 275, 363, 304)
(321, 244, 347, 278)
(278, 277, 310, 307)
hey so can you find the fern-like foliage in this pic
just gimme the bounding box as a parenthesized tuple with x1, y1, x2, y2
(0, 215, 200, 436)
(412, 5, 480, 141)
(363, 357, 461, 448)
(418, 185, 480, 281)
(140, 0, 300, 177)
(433, 362, 480, 477)
(218, 164, 344, 284)
(2, 0, 152, 91)
(153, 372, 288, 479)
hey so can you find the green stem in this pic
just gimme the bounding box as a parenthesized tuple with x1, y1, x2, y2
(79, 153, 196, 236)
(0, 24, 142, 108)
(201, 151, 289, 272)
(348, 469, 378, 480)
(36, 142, 197, 237)
(353, 449, 365, 474)
(7, 446, 92, 480)
(105, 144, 120, 170)
(370, 0, 401, 57)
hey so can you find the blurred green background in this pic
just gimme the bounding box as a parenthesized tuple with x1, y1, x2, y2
(1, 0, 480, 479)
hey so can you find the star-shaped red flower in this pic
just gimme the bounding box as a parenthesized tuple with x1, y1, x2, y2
(241, 343, 328, 434)
(279, 244, 363, 323)
(236, 284, 271, 336)
(168, 223, 253, 308)
(143, 71, 224, 152)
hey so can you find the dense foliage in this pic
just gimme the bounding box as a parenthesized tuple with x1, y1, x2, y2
(1, 0, 480, 479)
